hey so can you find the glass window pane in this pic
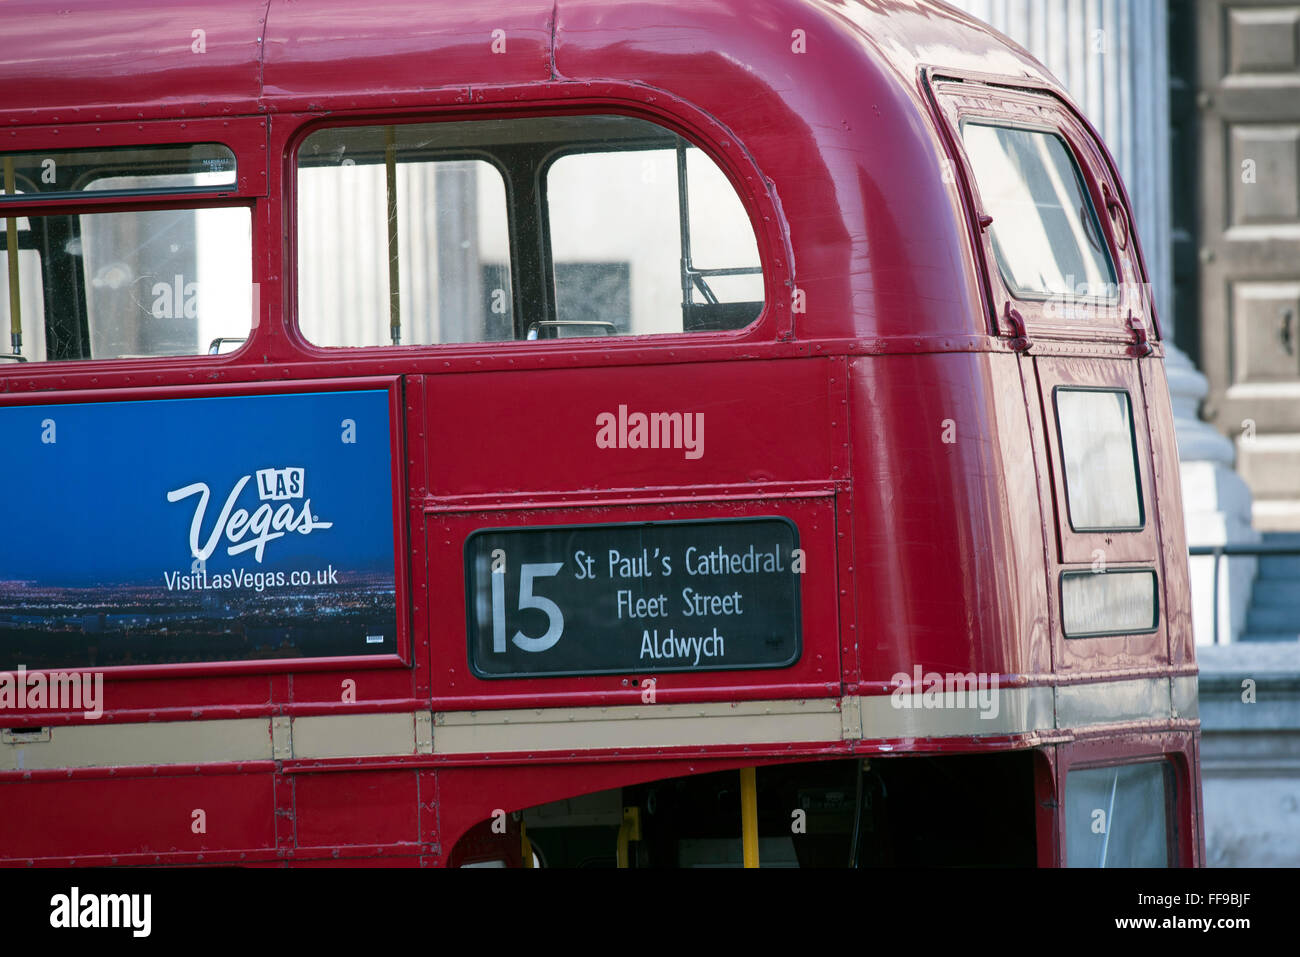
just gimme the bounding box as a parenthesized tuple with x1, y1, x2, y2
(83, 208, 251, 360)
(0, 144, 235, 198)
(1061, 570, 1158, 638)
(962, 123, 1117, 303)
(549, 149, 678, 336)
(548, 142, 762, 336)
(1, 207, 252, 363)
(296, 116, 764, 346)
(1066, 763, 1171, 867)
(0, 245, 44, 362)
(297, 126, 511, 347)
(1056, 389, 1143, 530)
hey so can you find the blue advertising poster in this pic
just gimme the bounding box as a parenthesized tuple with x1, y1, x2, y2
(0, 389, 398, 669)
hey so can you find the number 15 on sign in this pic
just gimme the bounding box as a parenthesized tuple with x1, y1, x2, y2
(492, 561, 565, 654)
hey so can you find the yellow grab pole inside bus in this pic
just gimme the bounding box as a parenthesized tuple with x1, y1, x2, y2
(520, 821, 533, 869)
(3, 156, 20, 356)
(740, 766, 759, 868)
(615, 806, 641, 868)
(384, 126, 400, 346)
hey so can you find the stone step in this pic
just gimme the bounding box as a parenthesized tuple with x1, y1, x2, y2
(1249, 580, 1300, 607)
(1247, 606, 1300, 633)
(1234, 533, 1300, 643)
(1256, 555, 1300, 579)
(1260, 533, 1300, 544)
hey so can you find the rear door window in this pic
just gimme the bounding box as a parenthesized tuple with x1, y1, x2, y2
(931, 80, 1151, 344)
(1054, 388, 1144, 531)
(960, 124, 1117, 304)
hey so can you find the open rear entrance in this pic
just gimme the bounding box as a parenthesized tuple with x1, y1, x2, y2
(453, 752, 1039, 868)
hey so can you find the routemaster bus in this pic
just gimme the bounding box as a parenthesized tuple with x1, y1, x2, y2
(0, 0, 1202, 867)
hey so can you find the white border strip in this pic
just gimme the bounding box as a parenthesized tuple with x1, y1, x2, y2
(1055, 677, 1172, 728)
(0, 678, 1196, 768)
(433, 699, 842, 753)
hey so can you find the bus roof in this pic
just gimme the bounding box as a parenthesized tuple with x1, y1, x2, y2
(0, 0, 1070, 341)
(0, 1, 1052, 121)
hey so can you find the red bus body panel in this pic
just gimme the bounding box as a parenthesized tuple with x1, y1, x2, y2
(0, 0, 1200, 866)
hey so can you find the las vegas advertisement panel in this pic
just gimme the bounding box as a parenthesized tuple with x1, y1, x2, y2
(0, 388, 398, 669)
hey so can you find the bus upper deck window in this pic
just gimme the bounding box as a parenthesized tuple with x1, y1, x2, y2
(298, 124, 513, 348)
(294, 115, 763, 348)
(545, 131, 763, 337)
(961, 123, 1117, 305)
(0, 144, 251, 364)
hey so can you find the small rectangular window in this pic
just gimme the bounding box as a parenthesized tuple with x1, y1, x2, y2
(1060, 569, 1158, 638)
(1066, 762, 1172, 867)
(1055, 389, 1144, 531)
(0, 144, 236, 199)
(961, 123, 1117, 304)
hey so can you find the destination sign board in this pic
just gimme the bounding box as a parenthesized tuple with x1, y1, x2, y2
(465, 518, 802, 677)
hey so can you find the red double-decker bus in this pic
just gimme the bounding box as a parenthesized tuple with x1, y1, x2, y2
(0, 0, 1202, 867)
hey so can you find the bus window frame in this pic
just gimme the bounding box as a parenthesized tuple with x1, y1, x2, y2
(284, 103, 784, 358)
(0, 117, 267, 205)
(927, 76, 1153, 346)
(0, 144, 240, 203)
(0, 116, 268, 368)
(1058, 567, 1161, 640)
(2, 197, 259, 364)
